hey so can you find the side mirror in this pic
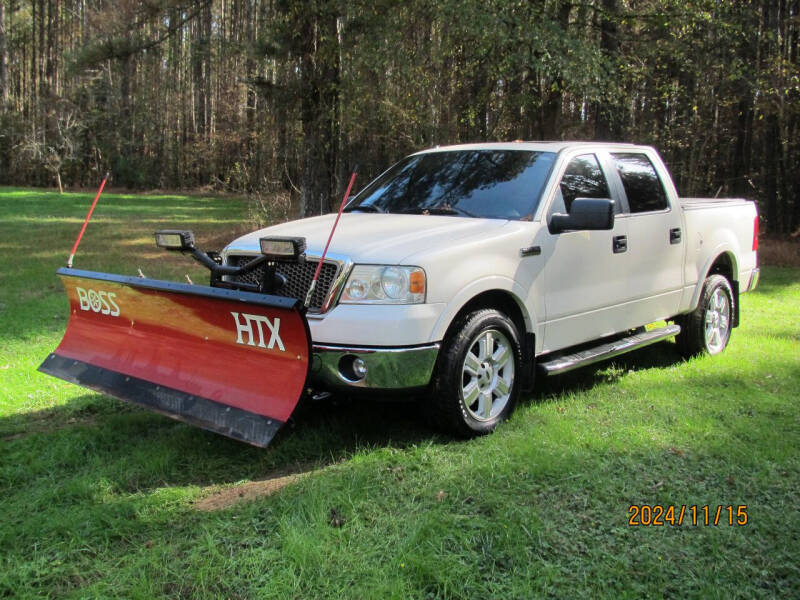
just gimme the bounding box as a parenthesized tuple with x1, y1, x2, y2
(549, 198, 615, 234)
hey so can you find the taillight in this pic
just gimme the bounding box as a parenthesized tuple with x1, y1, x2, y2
(752, 216, 759, 251)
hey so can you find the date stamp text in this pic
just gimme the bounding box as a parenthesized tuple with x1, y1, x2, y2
(628, 504, 748, 526)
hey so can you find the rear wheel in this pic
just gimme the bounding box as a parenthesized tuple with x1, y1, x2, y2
(675, 274, 734, 357)
(431, 309, 523, 437)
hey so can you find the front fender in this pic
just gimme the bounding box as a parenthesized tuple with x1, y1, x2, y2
(429, 275, 536, 343)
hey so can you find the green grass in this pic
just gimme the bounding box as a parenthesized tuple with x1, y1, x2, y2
(1, 186, 799, 598)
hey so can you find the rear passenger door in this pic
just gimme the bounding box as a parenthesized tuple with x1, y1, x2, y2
(608, 152, 684, 322)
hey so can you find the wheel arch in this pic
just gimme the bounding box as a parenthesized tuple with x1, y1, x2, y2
(689, 250, 740, 327)
(431, 282, 536, 389)
(432, 277, 534, 336)
(442, 290, 527, 339)
(706, 251, 737, 282)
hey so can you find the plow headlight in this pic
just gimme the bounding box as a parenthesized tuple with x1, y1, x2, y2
(340, 265, 426, 304)
(155, 230, 195, 251)
(259, 236, 306, 260)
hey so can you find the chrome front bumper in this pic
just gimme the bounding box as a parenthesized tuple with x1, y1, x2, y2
(310, 343, 440, 390)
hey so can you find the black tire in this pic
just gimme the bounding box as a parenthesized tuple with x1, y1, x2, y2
(430, 309, 523, 437)
(675, 274, 735, 357)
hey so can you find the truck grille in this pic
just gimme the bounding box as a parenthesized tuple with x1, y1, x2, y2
(225, 255, 341, 312)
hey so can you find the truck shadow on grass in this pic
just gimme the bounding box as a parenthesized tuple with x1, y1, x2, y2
(2, 340, 686, 495)
(0, 390, 440, 491)
(532, 339, 684, 398)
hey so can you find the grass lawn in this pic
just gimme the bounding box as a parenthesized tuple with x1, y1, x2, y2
(1, 186, 799, 599)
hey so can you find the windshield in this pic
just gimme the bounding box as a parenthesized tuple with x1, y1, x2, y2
(345, 149, 556, 220)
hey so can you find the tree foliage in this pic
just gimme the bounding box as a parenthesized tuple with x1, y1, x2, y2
(0, 0, 797, 230)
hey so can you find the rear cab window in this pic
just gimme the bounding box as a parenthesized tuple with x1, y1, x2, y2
(611, 153, 669, 213)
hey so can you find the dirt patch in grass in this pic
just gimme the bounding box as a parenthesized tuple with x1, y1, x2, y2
(760, 236, 800, 267)
(194, 466, 319, 511)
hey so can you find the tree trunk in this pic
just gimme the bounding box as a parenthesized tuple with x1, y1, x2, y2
(764, 113, 780, 232)
(540, 1, 572, 139)
(299, 11, 321, 217)
(37, 0, 45, 99)
(731, 83, 754, 197)
(31, 0, 38, 118)
(0, 1, 7, 109)
(594, 0, 623, 140)
(298, 3, 339, 217)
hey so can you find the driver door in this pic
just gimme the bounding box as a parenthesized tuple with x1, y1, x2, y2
(538, 153, 631, 353)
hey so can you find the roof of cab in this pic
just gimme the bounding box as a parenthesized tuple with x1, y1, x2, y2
(414, 141, 644, 154)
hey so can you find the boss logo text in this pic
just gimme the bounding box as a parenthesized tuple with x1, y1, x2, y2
(231, 312, 285, 351)
(76, 287, 120, 317)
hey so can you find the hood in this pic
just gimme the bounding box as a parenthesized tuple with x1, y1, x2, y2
(223, 213, 511, 264)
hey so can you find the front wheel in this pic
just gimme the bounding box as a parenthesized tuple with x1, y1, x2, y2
(675, 274, 734, 357)
(430, 309, 523, 437)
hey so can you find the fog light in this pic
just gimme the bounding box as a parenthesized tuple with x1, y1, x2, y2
(338, 354, 368, 382)
(353, 357, 368, 379)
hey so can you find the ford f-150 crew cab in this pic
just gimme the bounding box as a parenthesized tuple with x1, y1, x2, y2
(220, 141, 759, 435)
(41, 141, 760, 447)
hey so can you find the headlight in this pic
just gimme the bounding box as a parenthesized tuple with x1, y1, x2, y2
(340, 265, 426, 304)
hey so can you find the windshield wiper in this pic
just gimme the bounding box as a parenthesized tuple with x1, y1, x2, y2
(398, 206, 474, 217)
(346, 204, 385, 213)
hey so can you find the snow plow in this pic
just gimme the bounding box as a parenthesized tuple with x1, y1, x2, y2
(40, 227, 326, 447)
(41, 172, 359, 448)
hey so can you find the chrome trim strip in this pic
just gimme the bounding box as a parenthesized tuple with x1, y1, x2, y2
(311, 343, 440, 389)
(312, 343, 440, 353)
(320, 255, 354, 313)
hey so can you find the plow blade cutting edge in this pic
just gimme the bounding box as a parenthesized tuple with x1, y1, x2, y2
(39, 268, 311, 448)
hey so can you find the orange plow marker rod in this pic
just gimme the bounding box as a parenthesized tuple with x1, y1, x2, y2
(67, 172, 109, 268)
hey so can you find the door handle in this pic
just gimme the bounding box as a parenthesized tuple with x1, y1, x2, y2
(670, 228, 682, 244)
(613, 235, 627, 254)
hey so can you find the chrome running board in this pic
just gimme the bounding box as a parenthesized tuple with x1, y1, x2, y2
(538, 324, 681, 376)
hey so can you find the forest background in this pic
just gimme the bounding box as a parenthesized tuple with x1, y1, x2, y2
(0, 0, 797, 233)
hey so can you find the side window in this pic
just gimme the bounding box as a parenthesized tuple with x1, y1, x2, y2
(611, 153, 668, 213)
(559, 154, 610, 212)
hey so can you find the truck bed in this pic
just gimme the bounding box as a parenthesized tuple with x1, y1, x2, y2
(678, 196, 758, 315)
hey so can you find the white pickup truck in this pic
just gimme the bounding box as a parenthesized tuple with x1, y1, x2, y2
(218, 142, 759, 436)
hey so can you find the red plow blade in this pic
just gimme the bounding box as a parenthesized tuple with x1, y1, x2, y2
(39, 268, 311, 447)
